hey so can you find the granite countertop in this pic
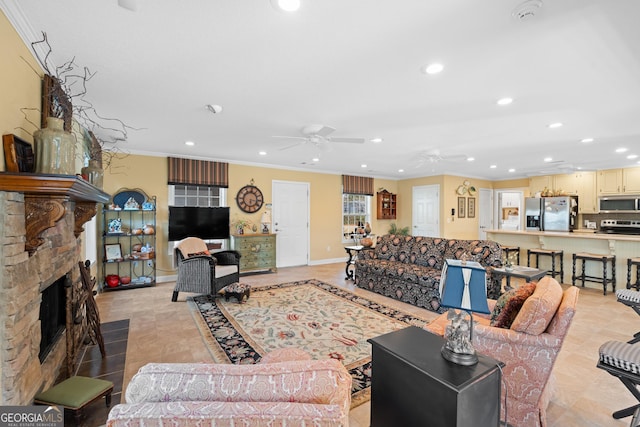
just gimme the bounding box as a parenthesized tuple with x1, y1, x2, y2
(486, 229, 640, 242)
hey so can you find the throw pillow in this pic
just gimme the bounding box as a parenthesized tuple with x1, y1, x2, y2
(187, 251, 210, 257)
(489, 282, 537, 329)
(511, 276, 563, 335)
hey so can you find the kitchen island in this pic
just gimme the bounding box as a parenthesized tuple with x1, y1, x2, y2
(486, 229, 640, 291)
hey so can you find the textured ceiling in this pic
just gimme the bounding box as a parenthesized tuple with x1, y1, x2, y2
(3, 0, 640, 180)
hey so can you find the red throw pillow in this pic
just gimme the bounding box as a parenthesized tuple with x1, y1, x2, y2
(489, 282, 537, 329)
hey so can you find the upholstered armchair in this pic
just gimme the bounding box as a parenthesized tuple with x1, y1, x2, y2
(171, 237, 241, 302)
(426, 277, 579, 427)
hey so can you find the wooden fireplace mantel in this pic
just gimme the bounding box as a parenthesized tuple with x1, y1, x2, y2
(0, 173, 110, 253)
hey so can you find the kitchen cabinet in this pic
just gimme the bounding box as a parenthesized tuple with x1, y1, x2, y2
(554, 172, 597, 213)
(529, 175, 553, 195)
(597, 169, 623, 195)
(623, 167, 640, 193)
(231, 234, 277, 274)
(377, 190, 397, 219)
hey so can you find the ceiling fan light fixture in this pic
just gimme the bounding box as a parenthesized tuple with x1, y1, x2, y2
(259, 151, 267, 156)
(581, 137, 594, 143)
(490, 165, 497, 169)
(271, 0, 300, 12)
(548, 122, 563, 129)
(185, 141, 195, 146)
(497, 97, 513, 106)
(616, 147, 628, 153)
(370, 137, 383, 143)
(544, 157, 553, 162)
(467, 157, 475, 162)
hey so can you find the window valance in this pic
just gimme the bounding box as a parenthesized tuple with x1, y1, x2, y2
(342, 175, 373, 196)
(167, 157, 229, 188)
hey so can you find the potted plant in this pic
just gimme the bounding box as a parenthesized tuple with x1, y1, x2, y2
(388, 223, 410, 236)
(232, 217, 253, 235)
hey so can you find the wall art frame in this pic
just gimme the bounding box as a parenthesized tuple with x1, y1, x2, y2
(468, 197, 476, 218)
(458, 197, 466, 218)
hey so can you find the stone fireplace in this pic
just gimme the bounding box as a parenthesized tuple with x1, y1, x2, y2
(0, 174, 108, 406)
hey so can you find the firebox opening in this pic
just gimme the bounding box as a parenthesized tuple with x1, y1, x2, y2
(39, 274, 68, 363)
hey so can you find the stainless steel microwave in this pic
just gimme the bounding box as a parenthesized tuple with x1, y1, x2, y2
(599, 196, 640, 212)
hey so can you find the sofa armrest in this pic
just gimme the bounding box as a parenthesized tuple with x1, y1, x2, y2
(125, 360, 352, 409)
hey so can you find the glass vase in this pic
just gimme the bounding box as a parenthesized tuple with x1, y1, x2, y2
(81, 159, 104, 188)
(34, 117, 76, 175)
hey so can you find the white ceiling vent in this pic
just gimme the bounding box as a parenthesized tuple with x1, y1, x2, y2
(512, 0, 543, 21)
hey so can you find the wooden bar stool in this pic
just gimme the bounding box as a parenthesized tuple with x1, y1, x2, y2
(572, 252, 616, 295)
(527, 248, 564, 283)
(501, 245, 520, 265)
(628, 258, 640, 290)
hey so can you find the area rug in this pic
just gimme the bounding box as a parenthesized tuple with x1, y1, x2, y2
(188, 279, 431, 408)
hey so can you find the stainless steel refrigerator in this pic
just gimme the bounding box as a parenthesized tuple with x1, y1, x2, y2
(524, 196, 579, 231)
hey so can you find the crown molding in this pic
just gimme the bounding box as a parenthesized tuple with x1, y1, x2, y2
(0, 0, 51, 72)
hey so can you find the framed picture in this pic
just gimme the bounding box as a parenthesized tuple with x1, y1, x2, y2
(2, 134, 35, 172)
(468, 197, 476, 218)
(104, 243, 122, 261)
(458, 197, 466, 218)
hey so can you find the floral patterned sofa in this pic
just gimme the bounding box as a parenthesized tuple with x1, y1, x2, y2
(354, 234, 503, 312)
(106, 357, 352, 427)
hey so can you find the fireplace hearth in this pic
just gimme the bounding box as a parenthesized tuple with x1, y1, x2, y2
(0, 174, 109, 406)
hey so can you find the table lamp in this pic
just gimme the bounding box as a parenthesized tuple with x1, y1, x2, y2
(438, 259, 490, 366)
(260, 210, 272, 233)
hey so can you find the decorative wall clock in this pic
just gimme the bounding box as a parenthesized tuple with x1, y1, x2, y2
(236, 185, 264, 213)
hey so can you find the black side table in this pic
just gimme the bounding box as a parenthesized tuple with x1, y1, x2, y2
(368, 326, 503, 427)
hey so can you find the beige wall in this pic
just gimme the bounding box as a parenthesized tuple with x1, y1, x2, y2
(397, 175, 496, 239)
(0, 10, 42, 171)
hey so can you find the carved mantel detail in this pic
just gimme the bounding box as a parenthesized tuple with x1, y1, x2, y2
(74, 201, 98, 238)
(0, 173, 109, 254)
(25, 196, 65, 253)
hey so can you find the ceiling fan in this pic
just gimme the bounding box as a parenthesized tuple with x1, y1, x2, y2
(415, 149, 468, 167)
(273, 125, 365, 151)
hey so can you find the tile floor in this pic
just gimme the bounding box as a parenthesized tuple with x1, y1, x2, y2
(90, 263, 638, 427)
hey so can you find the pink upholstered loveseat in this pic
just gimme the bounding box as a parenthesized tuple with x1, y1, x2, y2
(106, 358, 352, 427)
(426, 277, 579, 427)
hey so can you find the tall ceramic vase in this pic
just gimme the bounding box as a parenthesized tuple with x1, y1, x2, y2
(81, 159, 104, 188)
(34, 117, 76, 175)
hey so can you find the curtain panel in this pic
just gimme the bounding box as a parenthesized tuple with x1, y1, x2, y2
(167, 157, 229, 188)
(342, 175, 374, 195)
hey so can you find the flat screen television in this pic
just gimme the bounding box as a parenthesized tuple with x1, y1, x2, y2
(168, 206, 230, 241)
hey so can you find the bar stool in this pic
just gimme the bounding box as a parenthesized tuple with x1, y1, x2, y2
(501, 245, 520, 266)
(628, 258, 640, 290)
(527, 248, 564, 282)
(572, 252, 616, 295)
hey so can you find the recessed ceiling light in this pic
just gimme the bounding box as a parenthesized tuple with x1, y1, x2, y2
(422, 63, 444, 75)
(270, 0, 300, 12)
(361, 164, 367, 168)
(490, 165, 497, 169)
(581, 138, 594, 143)
(616, 147, 628, 153)
(259, 151, 267, 156)
(628, 154, 638, 160)
(370, 138, 383, 143)
(548, 122, 563, 129)
(544, 157, 553, 162)
(398, 169, 404, 173)
(497, 97, 513, 106)
(467, 157, 475, 162)
(185, 141, 195, 146)
(508, 168, 516, 173)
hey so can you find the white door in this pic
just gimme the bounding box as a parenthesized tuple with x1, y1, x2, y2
(272, 180, 309, 267)
(412, 185, 440, 237)
(478, 188, 493, 239)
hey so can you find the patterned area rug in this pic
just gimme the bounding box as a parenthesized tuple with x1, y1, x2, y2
(188, 279, 431, 408)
